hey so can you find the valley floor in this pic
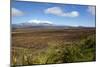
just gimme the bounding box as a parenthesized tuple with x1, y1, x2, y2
(11, 28, 96, 66)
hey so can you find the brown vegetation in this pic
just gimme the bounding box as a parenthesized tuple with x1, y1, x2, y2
(11, 28, 96, 66)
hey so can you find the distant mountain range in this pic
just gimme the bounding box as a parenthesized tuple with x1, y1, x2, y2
(12, 22, 95, 29)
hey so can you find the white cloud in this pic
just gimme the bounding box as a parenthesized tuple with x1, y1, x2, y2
(28, 19, 53, 24)
(44, 7, 79, 17)
(12, 8, 24, 16)
(87, 6, 95, 15)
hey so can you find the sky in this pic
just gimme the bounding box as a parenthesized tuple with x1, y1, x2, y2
(11, 0, 96, 27)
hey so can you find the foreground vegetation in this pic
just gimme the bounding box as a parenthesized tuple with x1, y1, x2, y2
(11, 28, 96, 66)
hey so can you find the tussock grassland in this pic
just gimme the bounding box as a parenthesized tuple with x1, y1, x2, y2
(11, 28, 96, 66)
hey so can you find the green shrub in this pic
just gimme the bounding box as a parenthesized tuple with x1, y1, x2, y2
(33, 34, 96, 64)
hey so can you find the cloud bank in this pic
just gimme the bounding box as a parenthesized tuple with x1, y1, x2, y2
(12, 8, 24, 16)
(44, 7, 79, 17)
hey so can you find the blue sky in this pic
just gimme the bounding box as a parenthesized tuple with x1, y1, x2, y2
(11, 0, 96, 27)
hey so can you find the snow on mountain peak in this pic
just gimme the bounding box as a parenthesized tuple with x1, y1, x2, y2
(28, 19, 53, 24)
